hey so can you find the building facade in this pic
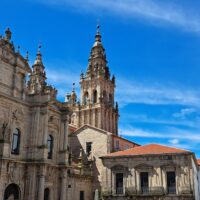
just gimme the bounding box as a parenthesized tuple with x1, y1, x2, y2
(0, 26, 199, 200)
(101, 144, 199, 200)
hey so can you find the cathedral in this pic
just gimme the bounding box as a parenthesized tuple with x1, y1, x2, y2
(0, 26, 200, 200)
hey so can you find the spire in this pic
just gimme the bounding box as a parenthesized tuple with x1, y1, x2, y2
(34, 44, 43, 66)
(95, 21, 101, 43)
(82, 22, 112, 81)
(93, 20, 103, 47)
(71, 82, 77, 103)
(5, 28, 12, 41)
(27, 45, 47, 95)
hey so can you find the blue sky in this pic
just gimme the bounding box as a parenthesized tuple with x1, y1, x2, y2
(1, 0, 200, 157)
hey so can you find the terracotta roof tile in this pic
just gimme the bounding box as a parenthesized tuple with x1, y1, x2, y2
(103, 143, 190, 157)
(197, 159, 200, 165)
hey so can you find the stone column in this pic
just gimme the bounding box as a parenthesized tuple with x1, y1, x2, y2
(22, 74, 26, 100)
(35, 107, 40, 146)
(60, 169, 67, 200)
(38, 168, 45, 200)
(42, 108, 48, 146)
(63, 116, 69, 151)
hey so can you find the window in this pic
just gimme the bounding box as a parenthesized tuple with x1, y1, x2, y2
(109, 94, 113, 105)
(93, 90, 97, 103)
(80, 191, 84, 200)
(44, 188, 50, 200)
(83, 91, 89, 105)
(47, 135, 53, 159)
(103, 90, 107, 103)
(116, 173, 124, 194)
(140, 172, 149, 194)
(86, 142, 92, 156)
(11, 128, 20, 154)
(4, 183, 20, 200)
(167, 172, 176, 194)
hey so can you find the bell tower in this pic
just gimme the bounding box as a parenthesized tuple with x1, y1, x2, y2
(69, 25, 119, 135)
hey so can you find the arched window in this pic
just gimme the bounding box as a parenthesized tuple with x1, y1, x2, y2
(47, 135, 53, 159)
(44, 188, 50, 200)
(109, 94, 113, 105)
(83, 91, 89, 105)
(93, 90, 97, 103)
(4, 183, 20, 200)
(11, 128, 20, 155)
(103, 90, 107, 103)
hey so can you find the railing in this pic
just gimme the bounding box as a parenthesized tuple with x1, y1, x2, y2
(102, 186, 178, 197)
(116, 187, 124, 194)
(126, 186, 164, 196)
(167, 186, 176, 194)
(141, 186, 149, 194)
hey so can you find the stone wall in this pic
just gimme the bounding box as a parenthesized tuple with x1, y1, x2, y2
(101, 154, 195, 199)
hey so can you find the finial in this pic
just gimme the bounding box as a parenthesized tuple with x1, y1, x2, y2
(72, 82, 75, 92)
(17, 46, 20, 53)
(5, 28, 12, 41)
(95, 19, 101, 43)
(97, 18, 100, 34)
(34, 43, 43, 65)
(37, 42, 42, 54)
(115, 102, 119, 112)
(26, 51, 29, 61)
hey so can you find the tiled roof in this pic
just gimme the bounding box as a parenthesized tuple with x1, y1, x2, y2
(197, 159, 200, 165)
(103, 144, 191, 158)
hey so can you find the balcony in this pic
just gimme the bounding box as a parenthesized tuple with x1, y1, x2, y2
(116, 187, 124, 195)
(167, 186, 176, 194)
(126, 187, 165, 196)
(141, 186, 149, 194)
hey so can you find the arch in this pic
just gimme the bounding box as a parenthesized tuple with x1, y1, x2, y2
(47, 135, 53, 159)
(109, 94, 113, 105)
(103, 90, 107, 103)
(4, 183, 20, 200)
(11, 128, 20, 155)
(44, 188, 50, 200)
(93, 90, 97, 103)
(83, 91, 89, 105)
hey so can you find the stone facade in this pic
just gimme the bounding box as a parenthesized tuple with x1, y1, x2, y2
(0, 28, 92, 200)
(0, 26, 199, 200)
(101, 152, 198, 200)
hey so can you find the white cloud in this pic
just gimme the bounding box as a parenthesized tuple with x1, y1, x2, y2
(116, 79, 200, 108)
(120, 126, 200, 141)
(43, 65, 200, 109)
(173, 108, 196, 119)
(168, 139, 179, 145)
(37, 0, 200, 33)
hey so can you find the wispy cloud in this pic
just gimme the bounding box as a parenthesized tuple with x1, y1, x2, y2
(116, 79, 200, 108)
(44, 64, 200, 108)
(168, 138, 179, 145)
(37, 0, 200, 33)
(120, 125, 200, 156)
(43, 60, 82, 99)
(173, 108, 196, 119)
(120, 126, 200, 141)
